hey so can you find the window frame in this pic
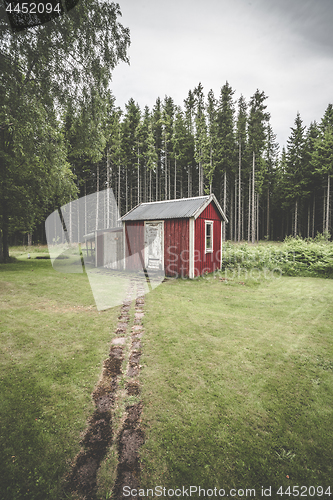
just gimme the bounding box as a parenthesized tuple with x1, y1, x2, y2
(205, 220, 214, 253)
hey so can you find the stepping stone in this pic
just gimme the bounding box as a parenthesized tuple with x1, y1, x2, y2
(127, 365, 139, 377)
(117, 322, 128, 330)
(112, 337, 126, 345)
(132, 325, 143, 332)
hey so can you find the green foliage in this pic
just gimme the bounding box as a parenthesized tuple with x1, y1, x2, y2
(0, 0, 130, 260)
(216, 81, 236, 175)
(247, 89, 270, 157)
(222, 238, 333, 278)
(284, 112, 309, 205)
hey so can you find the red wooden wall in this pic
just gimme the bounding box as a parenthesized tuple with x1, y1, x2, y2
(125, 221, 144, 271)
(194, 202, 222, 276)
(164, 218, 189, 277)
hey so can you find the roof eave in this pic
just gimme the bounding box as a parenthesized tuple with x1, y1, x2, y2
(193, 194, 228, 222)
(121, 202, 142, 221)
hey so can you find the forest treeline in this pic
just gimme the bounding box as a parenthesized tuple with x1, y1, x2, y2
(1, 0, 332, 263)
(70, 85, 333, 244)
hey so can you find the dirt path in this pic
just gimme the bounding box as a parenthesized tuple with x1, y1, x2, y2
(112, 284, 145, 499)
(63, 280, 145, 500)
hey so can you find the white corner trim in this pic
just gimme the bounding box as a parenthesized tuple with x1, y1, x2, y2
(122, 222, 126, 270)
(189, 217, 195, 278)
(205, 220, 214, 254)
(95, 230, 97, 268)
(220, 220, 223, 269)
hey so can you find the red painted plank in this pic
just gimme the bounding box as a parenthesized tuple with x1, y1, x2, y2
(164, 218, 189, 278)
(195, 201, 222, 276)
(125, 221, 144, 271)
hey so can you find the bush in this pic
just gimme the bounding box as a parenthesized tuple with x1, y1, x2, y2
(222, 237, 333, 279)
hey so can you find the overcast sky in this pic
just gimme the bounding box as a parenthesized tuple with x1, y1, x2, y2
(110, 0, 333, 150)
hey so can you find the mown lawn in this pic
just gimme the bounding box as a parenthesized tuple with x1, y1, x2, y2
(0, 248, 120, 500)
(1, 245, 333, 499)
(139, 273, 333, 496)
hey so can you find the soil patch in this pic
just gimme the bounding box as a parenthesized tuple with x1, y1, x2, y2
(65, 410, 113, 499)
(130, 352, 141, 364)
(127, 365, 139, 377)
(113, 403, 144, 499)
(126, 381, 141, 396)
(101, 346, 124, 378)
(92, 381, 117, 412)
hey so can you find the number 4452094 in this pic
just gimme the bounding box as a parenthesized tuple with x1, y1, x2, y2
(6, 3, 61, 14)
(277, 485, 331, 496)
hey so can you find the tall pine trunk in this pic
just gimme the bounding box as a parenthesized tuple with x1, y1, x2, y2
(174, 158, 177, 199)
(230, 187, 234, 242)
(164, 139, 167, 200)
(266, 187, 270, 239)
(180, 167, 183, 198)
(326, 174, 330, 233)
(294, 198, 298, 237)
(106, 148, 110, 228)
(137, 145, 140, 205)
(95, 165, 99, 231)
(256, 193, 259, 242)
(234, 179, 237, 242)
(223, 171, 227, 242)
(248, 173, 251, 242)
(125, 168, 128, 214)
(241, 193, 244, 241)
(251, 152, 255, 243)
(238, 141, 241, 242)
(188, 166, 192, 197)
(118, 162, 121, 215)
(312, 196, 315, 238)
(0, 230, 3, 263)
(156, 163, 158, 201)
(149, 169, 152, 202)
(84, 181, 87, 235)
(323, 188, 326, 232)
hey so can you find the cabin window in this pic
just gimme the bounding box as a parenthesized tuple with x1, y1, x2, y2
(205, 221, 213, 253)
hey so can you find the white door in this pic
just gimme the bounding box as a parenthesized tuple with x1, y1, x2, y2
(145, 222, 163, 270)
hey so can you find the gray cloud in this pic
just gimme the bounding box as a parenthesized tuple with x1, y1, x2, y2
(112, 0, 333, 147)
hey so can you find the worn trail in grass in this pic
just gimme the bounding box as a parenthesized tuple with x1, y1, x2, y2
(140, 275, 333, 494)
(0, 255, 120, 500)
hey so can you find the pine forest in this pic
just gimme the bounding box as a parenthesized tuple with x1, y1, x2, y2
(1, 0, 333, 262)
(66, 85, 333, 244)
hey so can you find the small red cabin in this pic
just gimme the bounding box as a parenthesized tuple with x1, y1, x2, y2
(122, 195, 228, 278)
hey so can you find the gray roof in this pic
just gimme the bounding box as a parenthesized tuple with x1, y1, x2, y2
(122, 195, 228, 222)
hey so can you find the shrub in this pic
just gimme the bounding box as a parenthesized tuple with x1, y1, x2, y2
(222, 237, 333, 279)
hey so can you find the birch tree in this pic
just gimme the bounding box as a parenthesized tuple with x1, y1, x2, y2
(0, 0, 130, 260)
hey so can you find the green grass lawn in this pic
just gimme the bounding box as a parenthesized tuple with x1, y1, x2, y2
(0, 248, 120, 500)
(139, 274, 333, 496)
(1, 246, 333, 499)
